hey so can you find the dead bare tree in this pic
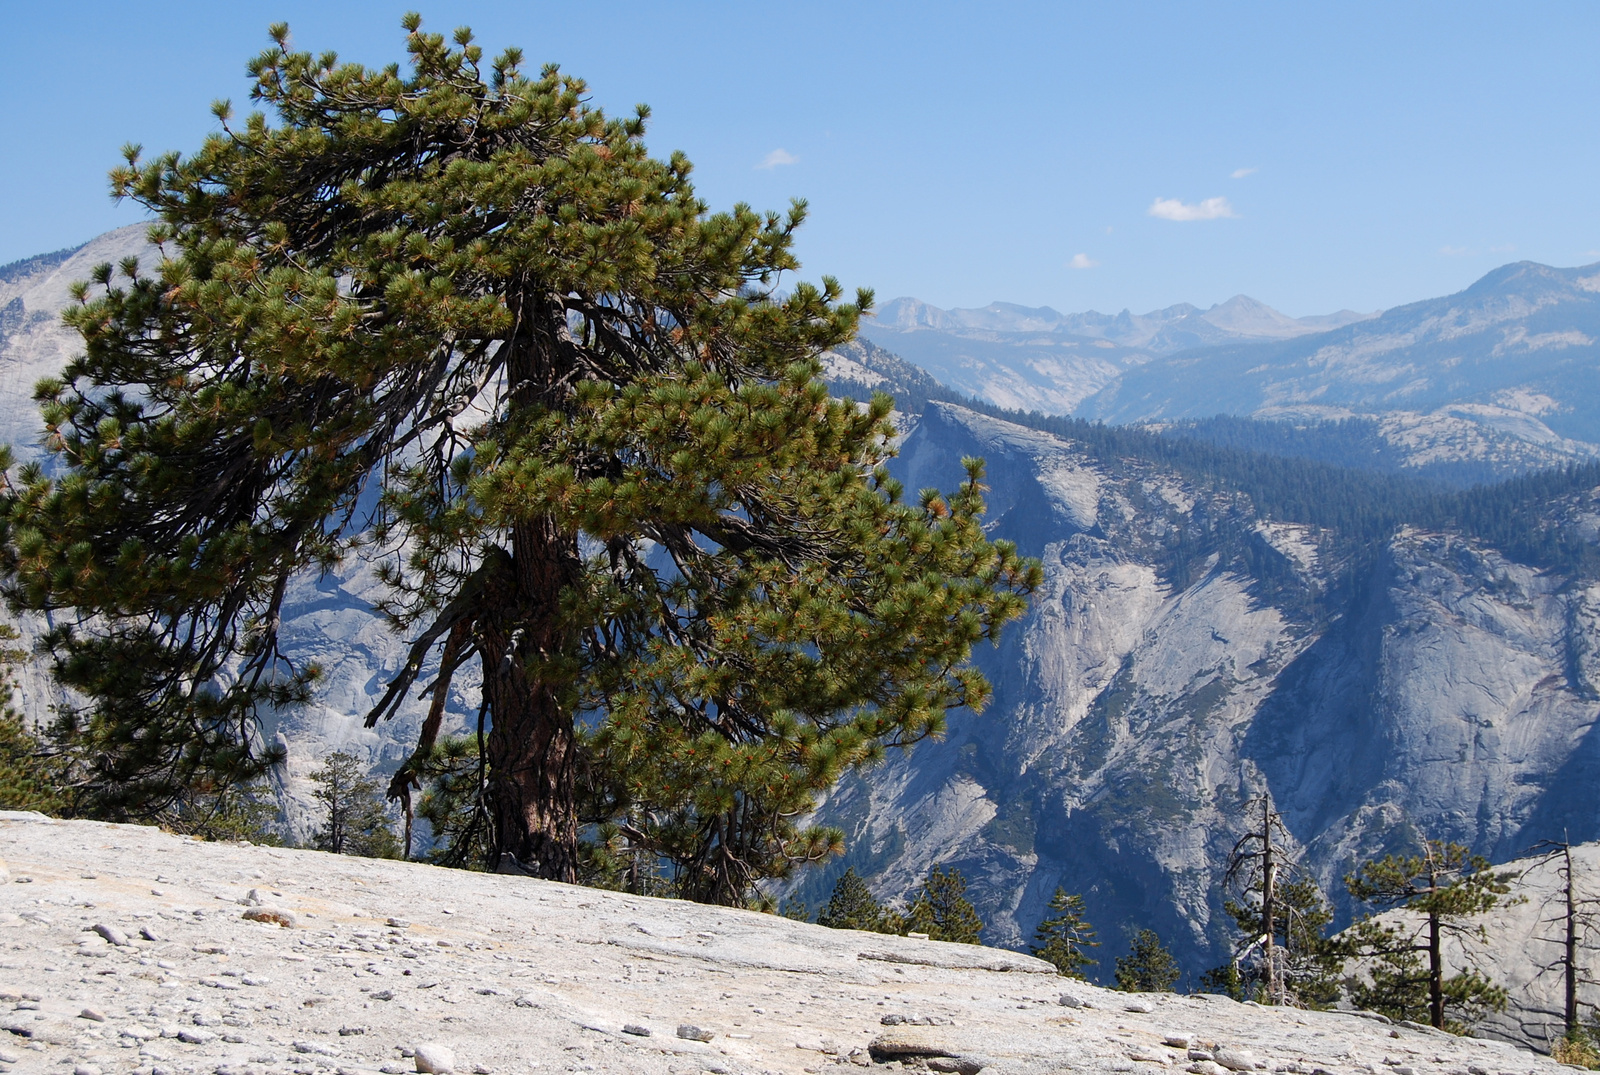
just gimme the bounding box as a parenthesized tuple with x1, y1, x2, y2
(1224, 797, 1293, 1005)
(1528, 832, 1600, 1043)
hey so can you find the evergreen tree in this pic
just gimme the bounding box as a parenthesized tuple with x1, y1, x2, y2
(818, 867, 888, 932)
(310, 750, 400, 859)
(1031, 887, 1099, 978)
(1344, 839, 1511, 1031)
(778, 898, 810, 922)
(1115, 929, 1180, 993)
(0, 16, 1038, 901)
(161, 779, 284, 844)
(410, 734, 494, 867)
(904, 863, 983, 944)
(1198, 961, 1245, 1000)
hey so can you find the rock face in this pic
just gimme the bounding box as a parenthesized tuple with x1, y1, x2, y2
(0, 811, 1569, 1075)
(784, 403, 1600, 1003)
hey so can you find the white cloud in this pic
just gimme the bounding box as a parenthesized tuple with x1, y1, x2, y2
(1147, 196, 1237, 222)
(1069, 253, 1099, 270)
(756, 148, 799, 169)
(1439, 245, 1473, 256)
(1231, 167, 1257, 179)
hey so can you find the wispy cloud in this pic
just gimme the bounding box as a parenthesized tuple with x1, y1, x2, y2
(1230, 167, 1257, 179)
(1439, 245, 1473, 257)
(1147, 196, 1237, 222)
(756, 148, 799, 170)
(1488, 243, 1516, 254)
(1069, 253, 1099, 270)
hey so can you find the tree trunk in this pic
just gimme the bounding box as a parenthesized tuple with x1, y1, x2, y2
(1261, 799, 1279, 1005)
(1564, 841, 1578, 1038)
(1428, 910, 1444, 1029)
(481, 518, 580, 881)
(480, 289, 583, 883)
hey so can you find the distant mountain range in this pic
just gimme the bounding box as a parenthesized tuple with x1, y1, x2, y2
(1082, 261, 1600, 442)
(869, 294, 1374, 351)
(854, 295, 1375, 416)
(848, 263, 1600, 479)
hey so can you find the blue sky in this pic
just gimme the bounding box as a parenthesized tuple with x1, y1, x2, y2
(4, 2, 1599, 318)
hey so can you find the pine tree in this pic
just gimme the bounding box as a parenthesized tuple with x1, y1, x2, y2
(1115, 929, 1180, 993)
(904, 863, 983, 944)
(0, 16, 1038, 901)
(161, 779, 284, 844)
(818, 868, 889, 932)
(310, 750, 400, 859)
(1031, 887, 1099, 978)
(1344, 839, 1511, 1031)
(1198, 961, 1245, 1000)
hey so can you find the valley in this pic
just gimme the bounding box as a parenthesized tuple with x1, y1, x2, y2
(7, 232, 1600, 1047)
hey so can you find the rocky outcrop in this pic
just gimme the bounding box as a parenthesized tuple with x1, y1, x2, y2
(785, 404, 1600, 1012)
(0, 811, 1568, 1075)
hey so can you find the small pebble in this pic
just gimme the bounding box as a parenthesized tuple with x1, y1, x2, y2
(621, 1024, 652, 1037)
(77, 1007, 106, 1022)
(73, 1065, 102, 1075)
(677, 1025, 715, 1042)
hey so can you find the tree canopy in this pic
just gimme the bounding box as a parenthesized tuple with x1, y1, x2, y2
(1115, 929, 1180, 993)
(0, 16, 1037, 904)
(1031, 887, 1098, 978)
